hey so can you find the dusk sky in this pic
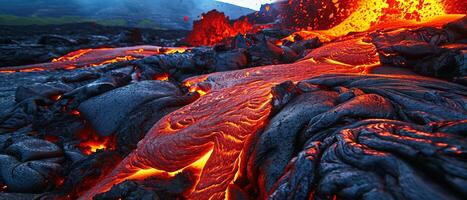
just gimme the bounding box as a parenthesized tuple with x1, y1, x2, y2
(216, 0, 276, 10)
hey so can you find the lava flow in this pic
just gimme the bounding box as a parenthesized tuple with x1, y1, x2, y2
(284, 0, 452, 42)
(77, 0, 465, 199)
(0, 46, 188, 73)
(79, 32, 385, 199)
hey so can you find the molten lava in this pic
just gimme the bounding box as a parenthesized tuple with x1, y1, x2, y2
(186, 10, 254, 46)
(324, 0, 446, 36)
(283, 0, 453, 41)
(0, 46, 188, 73)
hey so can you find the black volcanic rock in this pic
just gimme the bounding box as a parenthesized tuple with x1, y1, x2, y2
(0, 23, 189, 67)
(38, 34, 78, 46)
(0, 153, 63, 193)
(254, 74, 467, 199)
(78, 80, 181, 136)
(95, 170, 197, 200)
(94, 180, 160, 200)
(5, 138, 62, 162)
(371, 16, 467, 81)
(60, 151, 122, 198)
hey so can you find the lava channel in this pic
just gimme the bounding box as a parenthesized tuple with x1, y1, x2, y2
(79, 36, 380, 200)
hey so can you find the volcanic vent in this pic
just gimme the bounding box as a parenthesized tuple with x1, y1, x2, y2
(0, 0, 466, 200)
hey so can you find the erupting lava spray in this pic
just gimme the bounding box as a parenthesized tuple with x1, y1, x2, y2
(282, 0, 451, 40)
(324, 0, 446, 36)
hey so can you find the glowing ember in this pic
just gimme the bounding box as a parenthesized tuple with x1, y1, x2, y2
(79, 137, 113, 155)
(77, 128, 115, 155)
(186, 10, 254, 46)
(154, 73, 169, 81)
(71, 110, 81, 116)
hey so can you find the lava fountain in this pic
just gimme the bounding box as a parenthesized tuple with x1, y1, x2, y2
(79, 0, 463, 199)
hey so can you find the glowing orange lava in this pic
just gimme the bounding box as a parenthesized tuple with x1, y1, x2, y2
(284, 0, 450, 41)
(128, 147, 213, 180)
(0, 46, 189, 73)
(324, 0, 446, 37)
(52, 49, 93, 62)
(79, 141, 108, 155)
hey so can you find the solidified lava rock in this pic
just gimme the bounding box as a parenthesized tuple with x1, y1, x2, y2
(94, 170, 197, 200)
(0, 137, 64, 193)
(371, 16, 467, 81)
(250, 74, 467, 200)
(60, 151, 122, 198)
(78, 80, 182, 136)
(0, 23, 189, 67)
